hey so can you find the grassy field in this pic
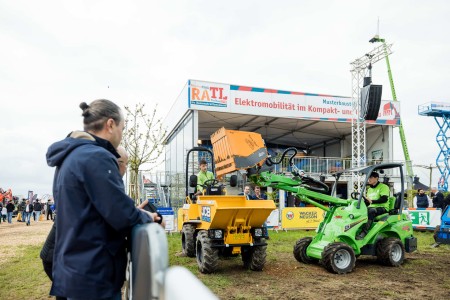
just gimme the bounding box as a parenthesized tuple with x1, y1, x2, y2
(0, 221, 449, 299)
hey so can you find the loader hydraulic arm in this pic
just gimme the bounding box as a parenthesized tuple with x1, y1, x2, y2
(250, 171, 352, 211)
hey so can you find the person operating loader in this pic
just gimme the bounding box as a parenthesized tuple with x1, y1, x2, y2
(357, 171, 390, 240)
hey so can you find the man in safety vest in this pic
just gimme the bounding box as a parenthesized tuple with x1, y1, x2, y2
(357, 171, 390, 240)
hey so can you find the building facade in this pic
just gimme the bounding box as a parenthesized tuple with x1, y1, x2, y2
(163, 79, 401, 208)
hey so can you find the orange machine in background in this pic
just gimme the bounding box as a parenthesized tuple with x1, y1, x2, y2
(210, 127, 268, 179)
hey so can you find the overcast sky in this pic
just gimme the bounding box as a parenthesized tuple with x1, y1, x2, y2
(1, 0, 449, 197)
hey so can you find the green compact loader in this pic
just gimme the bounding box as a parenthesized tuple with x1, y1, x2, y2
(250, 149, 417, 274)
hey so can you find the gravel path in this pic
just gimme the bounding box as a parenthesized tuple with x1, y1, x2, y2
(0, 218, 53, 264)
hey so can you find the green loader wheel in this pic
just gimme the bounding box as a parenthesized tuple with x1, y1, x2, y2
(196, 230, 219, 274)
(293, 237, 317, 264)
(322, 242, 356, 274)
(376, 237, 405, 267)
(182, 224, 196, 257)
(242, 239, 267, 271)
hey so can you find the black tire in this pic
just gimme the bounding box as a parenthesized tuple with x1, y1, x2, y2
(376, 237, 405, 267)
(321, 242, 356, 274)
(293, 237, 316, 264)
(182, 224, 196, 257)
(196, 230, 219, 274)
(242, 239, 267, 271)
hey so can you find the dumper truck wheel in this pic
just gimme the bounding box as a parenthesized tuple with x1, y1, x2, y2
(376, 237, 405, 267)
(182, 224, 196, 257)
(322, 242, 356, 274)
(293, 237, 317, 264)
(196, 230, 219, 273)
(242, 239, 267, 271)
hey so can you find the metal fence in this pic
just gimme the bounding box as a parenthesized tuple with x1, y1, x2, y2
(142, 157, 412, 209)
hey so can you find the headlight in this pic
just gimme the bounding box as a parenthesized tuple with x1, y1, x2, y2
(208, 229, 223, 239)
(214, 230, 223, 239)
(254, 228, 263, 237)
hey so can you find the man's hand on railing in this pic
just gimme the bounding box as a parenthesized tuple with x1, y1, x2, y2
(140, 210, 165, 227)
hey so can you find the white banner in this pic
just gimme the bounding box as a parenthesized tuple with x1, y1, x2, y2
(188, 80, 400, 125)
(265, 209, 279, 228)
(404, 208, 442, 229)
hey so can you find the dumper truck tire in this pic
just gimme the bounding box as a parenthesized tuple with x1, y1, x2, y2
(293, 237, 317, 264)
(376, 237, 405, 267)
(182, 224, 196, 257)
(196, 230, 218, 273)
(322, 242, 355, 274)
(242, 239, 267, 271)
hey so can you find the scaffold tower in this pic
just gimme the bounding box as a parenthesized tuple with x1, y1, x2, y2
(350, 40, 392, 191)
(418, 102, 450, 191)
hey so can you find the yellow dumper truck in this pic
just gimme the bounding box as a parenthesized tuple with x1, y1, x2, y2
(180, 128, 276, 273)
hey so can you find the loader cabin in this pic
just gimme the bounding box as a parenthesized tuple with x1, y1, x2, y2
(332, 163, 405, 217)
(162, 80, 402, 208)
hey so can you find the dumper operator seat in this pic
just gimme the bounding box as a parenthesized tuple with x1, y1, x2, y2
(205, 185, 223, 195)
(188, 176, 224, 203)
(203, 179, 224, 195)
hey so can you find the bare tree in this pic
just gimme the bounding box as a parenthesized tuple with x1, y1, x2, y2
(121, 103, 167, 204)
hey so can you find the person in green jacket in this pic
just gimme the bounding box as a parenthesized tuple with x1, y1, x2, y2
(196, 159, 215, 196)
(357, 171, 390, 239)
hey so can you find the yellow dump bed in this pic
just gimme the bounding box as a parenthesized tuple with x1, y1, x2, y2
(187, 195, 275, 229)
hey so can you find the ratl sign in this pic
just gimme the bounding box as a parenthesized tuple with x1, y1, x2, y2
(188, 80, 400, 125)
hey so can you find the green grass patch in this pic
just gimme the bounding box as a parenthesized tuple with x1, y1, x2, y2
(0, 245, 51, 300)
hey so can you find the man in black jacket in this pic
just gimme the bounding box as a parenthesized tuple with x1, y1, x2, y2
(33, 200, 42, 222)
(23, 200, 33, 226)
(6, 200, 15, 223)
(45, 99, 160, 300)
(432, 188, 445, 210)
(46, 200, 54, 221)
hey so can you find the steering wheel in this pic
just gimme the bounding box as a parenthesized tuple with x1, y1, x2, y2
(351, 192, 370, 205)
(351, 192, 360, 200)
(202, 179, 219, 187)
(300, 176, 329, 194)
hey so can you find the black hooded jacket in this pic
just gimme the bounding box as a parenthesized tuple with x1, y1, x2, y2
(46, 131, 152, 299)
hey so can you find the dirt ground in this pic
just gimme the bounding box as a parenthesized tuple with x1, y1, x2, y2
(0, 218, 53, 264)
(209, 244, 450, 300)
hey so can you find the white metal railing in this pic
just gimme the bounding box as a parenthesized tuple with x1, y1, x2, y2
(275, 156, 411, 176)
(142, 171, 172, 186)
(418, 102, 450, 115)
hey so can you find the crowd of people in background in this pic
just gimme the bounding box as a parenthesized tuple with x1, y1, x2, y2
(0, 188, 55, 225)
(413, 187, 450, 212)
(238, 185, 268, 200)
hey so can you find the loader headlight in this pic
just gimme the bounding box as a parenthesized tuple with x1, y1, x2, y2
(208, 229, 223, 239)
(254, 228, 263, 237)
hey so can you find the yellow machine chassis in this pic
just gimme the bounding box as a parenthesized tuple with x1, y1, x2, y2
(182, 195, 275, 247)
